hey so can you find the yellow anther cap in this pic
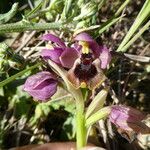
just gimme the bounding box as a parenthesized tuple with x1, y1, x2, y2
(79, 41, 90, 54)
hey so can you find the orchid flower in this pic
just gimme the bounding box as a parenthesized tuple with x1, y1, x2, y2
(74, 32, 111, 69)
(41, 32, 111, 89)
(23, 32, 111, 101)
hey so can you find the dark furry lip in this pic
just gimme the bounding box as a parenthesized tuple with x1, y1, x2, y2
(74, 53, 97, 81)
(67, 52, 106, 90)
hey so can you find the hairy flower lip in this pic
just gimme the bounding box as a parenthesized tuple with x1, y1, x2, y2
(67, 58, 106, 89)
(23, 71, 58, 101)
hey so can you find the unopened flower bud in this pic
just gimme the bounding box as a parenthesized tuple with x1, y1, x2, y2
(109, 105, 149, 133)
(74, 2, 97, 21)
(23, 71, 58, 101)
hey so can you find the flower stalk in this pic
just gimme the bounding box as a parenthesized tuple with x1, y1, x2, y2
(76, 98, 87, 149)
(0, 63, 41, 87)
(0, 21, 66, 33)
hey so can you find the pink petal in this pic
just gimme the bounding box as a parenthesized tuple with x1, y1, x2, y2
(99, 46, 111, 69)
(110, 105, 146, 131)
(74, 32, 95, 43)
(41, 48, 63, 65)
(27, 81, 57, 101)
(23, 71, 57, 101)
(74, 32, 101, 58)
(42, 34, 66, 48)
(60, 48, 79, 68)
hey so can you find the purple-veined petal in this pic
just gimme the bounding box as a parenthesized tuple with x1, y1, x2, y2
(89, 43, 101, 58)
(71, 43, 82, 52)
(74, 32, 101, 58)
(41, 48, 63, 65)
(23, 71, 55, 89)
(60, 47, 79, 68)
(42, 34, 66, 48)
(109, 105, 146, 132)
(74, 32, 95, 43)
(26, 81, 57, 101)
(99, 46, 111, 69)
(23, 71, 57, 101)
(110, 105, 145, 122)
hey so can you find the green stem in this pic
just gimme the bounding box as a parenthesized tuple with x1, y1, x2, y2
(76, 99, 87, 149)
(0, 63, 41, 87)
(47, 60, 87, 149)
(0, 21, 66, 33)
(115, 0, 131, 16)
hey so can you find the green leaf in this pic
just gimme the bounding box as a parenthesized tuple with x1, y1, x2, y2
(120, 21, 150, 52)
(85, 89, 108, 119)
(0, 87, 4, 96)
(115, 0, 131, 16)
(61, 115, 75, 140)
(0, 63, 41, 87)
(0, 42, 12, 56)
(74, 25, 100, 35)
(98, 0, 106, 11)
(61, 0, 74, 20)
(0, 42, 25, 70)
(73, 1, 97, 21)
(117, 0, 150, 52)
(50, 86, 75, 113)
(0, 3, 18, 24)
(98, 15, 124, 35)
(94, 0, 131, 37)
(0, 22, 65, 34)
(35, 103, 51, 119)
(85, 107, 111, 128)
(25, 0, 43, 19)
